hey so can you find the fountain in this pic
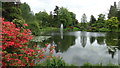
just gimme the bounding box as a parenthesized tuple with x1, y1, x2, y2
(60, 24, 63, 39)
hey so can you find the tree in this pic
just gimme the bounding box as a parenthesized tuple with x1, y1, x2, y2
(35, 11, 49, 27)
(20, 2, 35, 23)
(48, 11, 54, 27)
(90, 15, 96, 24)
(58, 7, 72, 28)
(117, 11, 120, 21)
(105, 17, 119, 31)
(53, 6, 60, 27)
(108, 2, 117, 19)
(98, 14, 105, 21)
(81, 13, 87, 23)
(51, 6, 77, 28)
(69, 12, 77, 26)
(2, 2, 22, 21)
(95, 14, 106, 28)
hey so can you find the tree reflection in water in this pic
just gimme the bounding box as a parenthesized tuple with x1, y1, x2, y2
(31, 31, 120, 65)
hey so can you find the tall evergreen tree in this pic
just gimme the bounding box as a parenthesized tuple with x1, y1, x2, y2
(108, 2, 117, 19)
(90, 15, 96, 24)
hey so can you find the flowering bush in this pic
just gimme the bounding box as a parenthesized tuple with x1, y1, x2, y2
(1, 18, 54, 66)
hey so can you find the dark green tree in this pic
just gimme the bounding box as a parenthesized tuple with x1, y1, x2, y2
(69, 12, 77, 26)
(48, 11, 54, 27)
(117, 11, 120, 21)
(2, 2, 22, 21)
(108, 2, 117, 19)
(20, 2, 35, 23)
(96, 14, 106, 28)
(90, 15, 96, 24)
(53, 6, 60, 27)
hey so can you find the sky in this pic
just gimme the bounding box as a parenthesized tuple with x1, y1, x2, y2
(20, 0, 119, 22)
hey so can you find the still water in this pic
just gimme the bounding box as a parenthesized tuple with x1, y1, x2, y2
(34, 31, 120, 66)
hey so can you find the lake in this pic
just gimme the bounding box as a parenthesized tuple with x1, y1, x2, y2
(32, 31, 120, 66)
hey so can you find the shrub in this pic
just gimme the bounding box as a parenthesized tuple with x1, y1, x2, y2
(1, 18, 54, 66)
(98, 28, 110, 32)
(73, 27, 79, 31)
(36, 56, 69, 66)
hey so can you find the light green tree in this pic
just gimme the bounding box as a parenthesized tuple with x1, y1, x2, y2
(105, 17, 119, 31)
(35, 11, 49, 27)
(58, 7, 72, 28)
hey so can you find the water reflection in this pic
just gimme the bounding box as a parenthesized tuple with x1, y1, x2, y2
(96, 37, 105, 45)
(80, 31, 87, 47)
(89, 36, 96, 44)
(32, 31, 119, 66)
(40, 35, 76, 52)
(105, 32, 119, 46)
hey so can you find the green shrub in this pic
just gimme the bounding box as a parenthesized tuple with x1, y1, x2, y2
(73, 27, 79, 31)
(28, 21, 40, 36)
(98, 28, 110, 32)
(36, 56, 69, 66)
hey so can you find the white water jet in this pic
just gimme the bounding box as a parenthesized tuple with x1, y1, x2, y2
(60, 24, 63, 39)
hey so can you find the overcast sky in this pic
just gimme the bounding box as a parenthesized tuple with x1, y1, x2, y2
(21, 0, 119, 22)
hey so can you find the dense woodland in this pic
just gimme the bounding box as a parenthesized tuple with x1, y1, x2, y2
(1, 2, 120, 36)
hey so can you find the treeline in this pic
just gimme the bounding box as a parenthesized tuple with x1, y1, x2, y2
(2, 1, 120, 34)
(2, 2, 79, 35)
(78, 2, 120, 32)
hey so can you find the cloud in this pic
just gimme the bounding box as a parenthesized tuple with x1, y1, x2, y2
(21, 0, 119, 22)
(61, 43, 118, 65)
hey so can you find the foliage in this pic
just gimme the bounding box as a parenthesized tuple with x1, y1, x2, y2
(20, 2, 35, 23)
(117, 11, 120, 21)
(1, 18, 55, 66)
(69, 12, 78, 26)
(58, 7, 72, 28)
(12, 18, 25, 28)
(90, 15, 96, 24)
(108, 2, 117, 19)
(2, 2, 22, 21)
(27, 21, 41, 36)
(82, 63, 119, 68)
(36, 56, 68, 66)
(105, 17, 119, 31)
(96, 14, 106, 28)
(98, 28, 110, 32)
(72, 27, 79, 31)
(35, 11, 49, 27)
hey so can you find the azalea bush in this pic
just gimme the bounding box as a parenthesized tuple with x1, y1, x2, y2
(0, 18, 55, 66)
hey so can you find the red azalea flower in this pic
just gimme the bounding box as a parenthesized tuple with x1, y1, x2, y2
(23, 24, 28, 26)
(23, 57, 28, 62)
(17, 60, 21, 64)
